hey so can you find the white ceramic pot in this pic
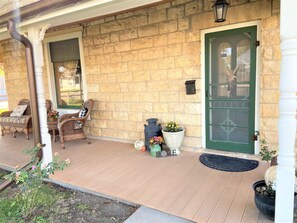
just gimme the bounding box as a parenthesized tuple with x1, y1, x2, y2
(162, 129, 185, 154)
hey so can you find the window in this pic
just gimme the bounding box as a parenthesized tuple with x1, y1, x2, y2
(49, 38, 83, 108)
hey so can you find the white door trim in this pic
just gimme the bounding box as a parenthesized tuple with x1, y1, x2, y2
(200, 21, 261, 154)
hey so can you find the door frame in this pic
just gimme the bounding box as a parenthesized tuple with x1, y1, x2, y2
(201, 21, 261, 154)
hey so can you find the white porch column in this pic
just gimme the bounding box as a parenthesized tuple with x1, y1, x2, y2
(27, 25, 53, 164)
(275, 0, 297, 222)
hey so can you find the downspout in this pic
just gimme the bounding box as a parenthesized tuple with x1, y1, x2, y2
(7, 20, 42, 160)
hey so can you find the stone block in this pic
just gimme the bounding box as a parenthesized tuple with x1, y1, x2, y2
(131, 37, 154, 50)
(159, 57, 175, 69)
(159, 21, 178, 34)
(124, 15, 148, 29)
(132, 71, 150, 81)
(105, 16, 116, 22)
(93, 34, 110, 45)
(93, 74, 108, 84)
(89, 45, 103, 55)
(100, 83, 120, 93)
(261, 104, 279, 118)
(129, 112, 143, 122)
(121, 51, 139, 62)
(140, 92, 160, 102)
(167, 103, 184, 113)
(153, 103, 168, 113)
(116, 11, 135, 20)
(114, 41, 131, 52)
(88, 84, 99, 92)
(119, 28, 138, 41)
(182, 136, 200, 148)
(156, 2, 171, 10)
(128, 82, 147, 92)
(119, 83, 129, 92)
(95, 54, 110, 65)
(108, 52, 121, 63)
(108, 120, 124, 129)
(87, 25, 100, 35)
(146, 81, 168, 92)
(139, 47, 164, 60)
(185, 1, 203, 15)
(175, 55, 199, 68)
(261, 90, 279, 103)
(111, 32, 120, 42)
(185, 103, 201, 114)
(172, 0, 192, 6)
(262, 15, 279, 30)
(83, 36, 94, 46)
(164, 44, 182, 57)
(130, 103, 153, 112)
(168, 31, 186, 44)
(262, 75, 279, 90)
(168, 5, 185, 20)
(110, 93, 124, 102)
(160, 92, 180, 102)
(138, 24, 159, 37)
(261, 29, 280, 46)
(154, 34, 168, 47)
(262, 60, 280, 75)
(178, 18, 190, 31)
(103, 43, 114, 53)
(113, 111, 129, 120)
(167, 69, 183, 79)
(185, 126, 201, 137)
(143, 59, 159, 70)
(150, 70, 167, 80)
(102, 129, 119, 138)
(116, 72, 133, 82)
(183, 66, 200, 79)
(183, 42, 200, 55)
(148, 9, 167, 24)
(128, 61, 143, 72)
(100, 20, 125, 34)
(262, 46, 273, 60)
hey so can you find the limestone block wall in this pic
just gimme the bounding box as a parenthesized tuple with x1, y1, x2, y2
(0, 38, 50, 110)
(0, 39, 29, 109)
(0, 0, 293, 153)
(81, 0, 282, 151)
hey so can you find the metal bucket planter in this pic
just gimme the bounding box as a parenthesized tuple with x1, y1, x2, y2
(161, 129, 185, 155)
(253, 180, 275, 220)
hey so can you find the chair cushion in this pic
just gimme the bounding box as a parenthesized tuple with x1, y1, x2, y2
(10, 105, 27, 117)
(0, 116, 28, 124)
(78, 107, 88, 118)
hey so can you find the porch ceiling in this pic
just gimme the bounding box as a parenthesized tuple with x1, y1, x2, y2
(0, 134, 271, 223)
(0, 0, 163, 40)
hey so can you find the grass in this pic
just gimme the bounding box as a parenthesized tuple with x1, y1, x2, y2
(0, 183, 68, 223)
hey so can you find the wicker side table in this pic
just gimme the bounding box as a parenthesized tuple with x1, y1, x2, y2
(48, 121, 58, 142)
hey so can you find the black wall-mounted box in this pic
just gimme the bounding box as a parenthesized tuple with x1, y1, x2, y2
(185, 80, 196, 95)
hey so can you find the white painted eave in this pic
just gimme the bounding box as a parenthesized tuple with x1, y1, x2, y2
(0, 0, 163, 40)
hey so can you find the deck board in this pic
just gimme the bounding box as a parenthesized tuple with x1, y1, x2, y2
(0, 134, 273, 223)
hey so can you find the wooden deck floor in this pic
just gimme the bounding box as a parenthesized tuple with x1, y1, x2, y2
(0, 133, 273, 223)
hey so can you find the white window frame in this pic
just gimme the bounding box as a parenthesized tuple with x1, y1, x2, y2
(200, 21, 261, 154)
(44, 31, 87, 115)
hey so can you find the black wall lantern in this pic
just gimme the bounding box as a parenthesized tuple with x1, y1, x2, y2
(212, 0, 229, 23)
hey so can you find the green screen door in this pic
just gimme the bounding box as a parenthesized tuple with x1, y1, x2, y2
(205, 26, 257, 154)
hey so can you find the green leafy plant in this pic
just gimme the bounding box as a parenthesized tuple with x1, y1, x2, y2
(4, 144, 70, 219)
(259, 138, 277, 163)
(163, 121, 183, 132)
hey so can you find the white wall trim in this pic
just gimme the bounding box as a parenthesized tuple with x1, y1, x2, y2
(200, 20, 261, 154)
(43, 31, 87, 113)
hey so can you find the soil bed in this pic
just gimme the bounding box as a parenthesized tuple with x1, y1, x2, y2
(0, 169, 138, 223)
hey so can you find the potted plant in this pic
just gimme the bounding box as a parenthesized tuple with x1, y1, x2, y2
(161, 121, 185, 155)
(253, 138, 297, 220)
(149, 136, 163, 157)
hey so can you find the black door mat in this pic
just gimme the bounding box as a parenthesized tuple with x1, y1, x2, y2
(199, 153, 259, 172)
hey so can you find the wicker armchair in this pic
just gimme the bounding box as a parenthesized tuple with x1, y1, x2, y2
(58, 99, 94, 149)
(0, 99, 51, 139)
